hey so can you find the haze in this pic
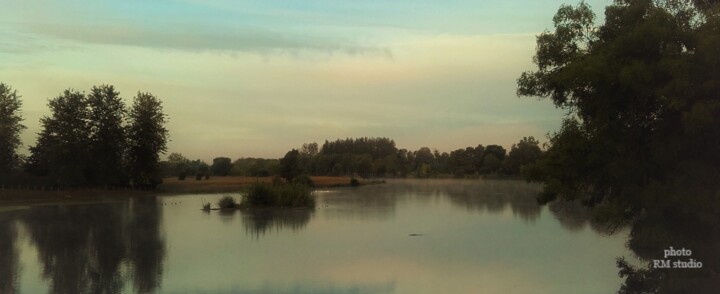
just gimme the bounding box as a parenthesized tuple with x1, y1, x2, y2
(0, 0, 611, 161)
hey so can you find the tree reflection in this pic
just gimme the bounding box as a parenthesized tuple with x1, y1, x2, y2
(431, 180, 542, 222)
(615, 207, 720, 294)
(19, 197, 165, 294)
(240, 208, 312, 239)
(0, 214, 19, 294)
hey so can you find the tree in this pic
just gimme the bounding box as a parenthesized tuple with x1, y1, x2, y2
(518, 0, 720, 214)
(27, 89, 91, 186)
(504, 136, 543, 175)
(126, 92, 168, 189)
(279, 149, 301, 182)
(0, 83, 25, 182)
(211, 157, 232, 176)
(87, 85, 127, 186)
(165, 153, 190, 179)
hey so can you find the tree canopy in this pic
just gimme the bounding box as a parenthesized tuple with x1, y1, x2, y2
(519, 1, 720, 292)
(0, 83, 25, 182)
(519, 0, 720, 219)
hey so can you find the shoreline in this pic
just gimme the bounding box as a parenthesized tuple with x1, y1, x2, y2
(0, 176, 371, 205)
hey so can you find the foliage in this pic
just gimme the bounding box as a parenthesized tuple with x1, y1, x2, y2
(291, 174, 314, 187)
(126, 92, 169, 189)
(519, 1, 720, 292)
(217, 196, 237, 209)
(23, 85, 169, 189)
(518, 0, 720, 220)
(229, 157, 279, 176)
(350, 177, 360, 187)
(279, 149, 301, 182)
(211, 157, 232, 176)
(87, 85, 127, 186)
(0, 83, 25, 183)
(242, 182, 315, 208)
(504, 137, 543, 175)
(27, 89, 91, 186)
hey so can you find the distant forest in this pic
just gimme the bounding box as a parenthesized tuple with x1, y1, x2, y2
(163, 136, 543, 181)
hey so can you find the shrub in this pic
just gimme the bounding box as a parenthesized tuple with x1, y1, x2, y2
(243, 182, 315, 208)
(350, 178, 360, 187)
(291, 175, 314, 187)
(218, 196, 237, 209)
(202, 202, 211, 211)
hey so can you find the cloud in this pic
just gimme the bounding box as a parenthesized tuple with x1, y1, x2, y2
(19, 22, 391, 57)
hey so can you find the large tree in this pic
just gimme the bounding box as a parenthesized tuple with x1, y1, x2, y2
(518, 0, 720, 218)
(126, 92, 168, 189)
(27, 89, 91, 185)
(518, 1, 720, 292)
(0, 83, 25, 182)
(87, 85, 127, 186)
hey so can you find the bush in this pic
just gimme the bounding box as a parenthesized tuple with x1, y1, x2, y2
(291, 175, 314, 187)
(350, 178, 360, 187)
(218, 196, 237, 209)
(243, 182, 315, 208)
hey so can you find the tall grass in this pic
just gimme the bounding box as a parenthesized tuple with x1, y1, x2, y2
(242, 183, 315, 208)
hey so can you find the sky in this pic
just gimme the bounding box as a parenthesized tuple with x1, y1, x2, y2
(0, 0, 613, 161)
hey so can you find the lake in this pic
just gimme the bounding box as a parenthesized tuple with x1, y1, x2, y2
(0, 179, 632, 294)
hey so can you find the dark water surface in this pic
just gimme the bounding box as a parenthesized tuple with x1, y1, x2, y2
(0, 179, 631, 294)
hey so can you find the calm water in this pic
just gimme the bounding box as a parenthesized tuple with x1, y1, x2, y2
(0, 179, 632, 294)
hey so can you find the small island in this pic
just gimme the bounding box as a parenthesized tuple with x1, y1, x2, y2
(205, 181, 316, 211)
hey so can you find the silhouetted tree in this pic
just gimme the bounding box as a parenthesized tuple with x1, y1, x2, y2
(279, 149, 301, 181)
(27, 89, 91, 186)
(504, 136, 542, 175)
(126, 92, 168, 189)
(87, 85, 127, 186)
(211, 157, 232, 176)
(0, 83, 25, 184)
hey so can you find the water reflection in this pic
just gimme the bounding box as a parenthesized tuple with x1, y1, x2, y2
(240, 208, 313, 238)
(12, 197, 165, 294)
(0, 214, 19, 294)
(441, 181, 542, 223)
(616, 208, 720, 293)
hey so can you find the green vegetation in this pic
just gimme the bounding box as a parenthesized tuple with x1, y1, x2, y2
(217, 196, 237, 209)
(211, 157, 232, 176)
(0, 84, 169, 189)
(0, 83, 25, 186)
(126, 92, 169, 189)
(241, 183, 315, 208)
(291, 175, 314, 188)
(229, 157, 279, 177)
(518, 1, 720, 293)
(276, 137, 542, 179)
(350, 178, 360, 187)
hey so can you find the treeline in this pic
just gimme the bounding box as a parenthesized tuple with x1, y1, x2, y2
(277, 137, 543, 180)
(162, 136, 543, 182)
(0, 83, 168, 189)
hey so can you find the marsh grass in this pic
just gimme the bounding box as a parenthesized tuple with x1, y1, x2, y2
(242, 183, 315, 208)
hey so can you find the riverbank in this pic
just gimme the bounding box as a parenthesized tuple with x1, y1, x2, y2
(156, 176, 367, 194)
(0, 176, 371, 204)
